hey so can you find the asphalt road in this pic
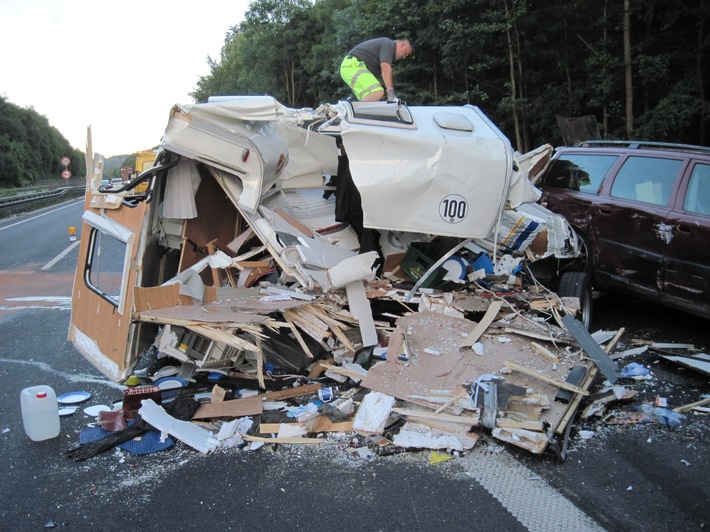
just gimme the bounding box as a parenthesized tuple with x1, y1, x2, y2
(0, 200, 707, 531)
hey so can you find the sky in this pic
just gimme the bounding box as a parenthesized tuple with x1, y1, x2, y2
(0, 0, 250, 157)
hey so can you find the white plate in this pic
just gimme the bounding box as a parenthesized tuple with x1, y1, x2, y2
(57, 391, 92, 404)
(154, 377, 187, 390)
(58, 406, 79, 416)
(151, 365, 180, 379)
(83, 404, 111, 417)
(442, 256, 468, 280)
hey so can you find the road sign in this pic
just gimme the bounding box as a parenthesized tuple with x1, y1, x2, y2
(62, 170, 72, 180)
(61, 156, 71, 167)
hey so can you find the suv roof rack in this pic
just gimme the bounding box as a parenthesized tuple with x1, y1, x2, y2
(577, 140, 710, 153)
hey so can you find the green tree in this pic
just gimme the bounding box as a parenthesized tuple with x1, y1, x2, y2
(0, 95, 86, 187)
(191, 0, 710, 148)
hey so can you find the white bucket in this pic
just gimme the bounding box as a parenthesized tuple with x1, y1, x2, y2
(21, 385, 60, 441)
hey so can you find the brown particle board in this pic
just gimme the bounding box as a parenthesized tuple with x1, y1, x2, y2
(192, 395, 263, 419)
(362, 310, 592, 454)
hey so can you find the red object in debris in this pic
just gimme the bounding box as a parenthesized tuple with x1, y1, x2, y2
(122, 386, 161, 419)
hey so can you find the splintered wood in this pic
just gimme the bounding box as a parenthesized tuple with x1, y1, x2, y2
(362, 309, 594, 454)
(134, 279, 597, 455)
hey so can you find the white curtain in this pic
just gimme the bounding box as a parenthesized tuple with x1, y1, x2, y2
(163, 159, 201, 219)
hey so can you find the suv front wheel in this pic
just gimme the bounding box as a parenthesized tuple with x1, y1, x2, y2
(558, 271, 593, 329)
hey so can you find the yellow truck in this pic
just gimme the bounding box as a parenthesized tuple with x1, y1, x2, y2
(133, 150, 157, 193)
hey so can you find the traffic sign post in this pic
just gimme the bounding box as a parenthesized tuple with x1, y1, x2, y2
(61, 156, 71, 180)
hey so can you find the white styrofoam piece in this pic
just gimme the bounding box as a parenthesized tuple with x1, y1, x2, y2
(139, 399, 219, 454)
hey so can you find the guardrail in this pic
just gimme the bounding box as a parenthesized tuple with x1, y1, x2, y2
(0, 186, 85, 211)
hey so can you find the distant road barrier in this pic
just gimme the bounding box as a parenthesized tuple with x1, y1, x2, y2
(0, 186, 85, 212)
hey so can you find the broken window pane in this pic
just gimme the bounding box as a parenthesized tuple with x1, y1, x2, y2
(541, 154, 616, 193)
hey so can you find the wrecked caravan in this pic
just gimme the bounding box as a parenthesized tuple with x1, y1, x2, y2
(68, 97, 594, 455)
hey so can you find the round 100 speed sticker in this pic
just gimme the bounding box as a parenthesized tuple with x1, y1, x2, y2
(439, 194, 468, 224)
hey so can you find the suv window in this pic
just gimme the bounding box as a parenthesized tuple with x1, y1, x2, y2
(542, 154, 617, 193)
(684, 163, 710, 215)
(610, 156, 682, 206)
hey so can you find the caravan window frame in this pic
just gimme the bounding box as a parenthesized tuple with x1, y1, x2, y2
(81, 211, 135, 315)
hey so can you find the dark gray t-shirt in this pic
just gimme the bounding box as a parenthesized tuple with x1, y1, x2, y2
(347, 38, 396, 77)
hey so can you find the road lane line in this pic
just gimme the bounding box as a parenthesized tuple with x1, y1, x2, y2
(462, 448, 604, 531)
(0, 199, 84, 231)
(41, 240, 81, 270)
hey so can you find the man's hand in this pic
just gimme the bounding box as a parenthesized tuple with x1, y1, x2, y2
(386, 88, 397, 102)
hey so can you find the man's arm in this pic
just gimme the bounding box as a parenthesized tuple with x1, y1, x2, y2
(381, 62, 394, 91)
(381, 62, 397, 101)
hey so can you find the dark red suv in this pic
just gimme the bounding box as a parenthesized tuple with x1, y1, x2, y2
(537, 141, 710, 320)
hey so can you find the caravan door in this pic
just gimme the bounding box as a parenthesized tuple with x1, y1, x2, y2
(68, 194, 148, 382)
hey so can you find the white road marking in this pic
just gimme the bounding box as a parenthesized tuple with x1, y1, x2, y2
(0, 305, 70, 310)
(461, 448, 604, 531)
(0, 199, 84, 231)
(41, 240, 81, 270)
(5, 296, 71, 302)
(0, 357, 121, 389)
(0, 296, 72, 311)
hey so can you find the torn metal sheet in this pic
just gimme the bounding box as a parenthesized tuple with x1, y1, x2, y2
(342, 103, 512, 238)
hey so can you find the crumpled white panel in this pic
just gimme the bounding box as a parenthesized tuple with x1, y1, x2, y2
(342, 106, 513, 238)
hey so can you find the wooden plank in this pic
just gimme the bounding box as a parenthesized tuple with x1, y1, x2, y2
(604, 327, 625, 353)
(284, 309, 330, 341)
(256, 337, 265, 389)
(504, 360, 590, 396)
(242, 435, 323, 444)
(320, 363, 367, 381)
(187, 324, 259, 351)
(305, 416, 354, 434)
(260, 383, 322, 401)
(274, 208, 315, 237)
(555, 366, 597, 435)
(503, 326, 568, 344)
(192, 395, 263, 419)
(433, 389, 469, 414)
(674, 396, 710, 413)
(496, 418, 544, 431)
(307, 358, 334, 379)
(492, 427, 548, 454)
(282, 313, 315, 359)
(392, 407, 480, 426)
(531, 341, 559, 363)
(308, 306, 357, 352)
(236, 260, 272, 269)
(259, 422, 304, 433)
(460, 300, 503, 348)
(133, 284, 194, 312)
(205, 241, 224, 288)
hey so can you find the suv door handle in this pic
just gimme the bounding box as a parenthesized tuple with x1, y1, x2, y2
(674, 225, 691, 235)
(598, 207, 612, 215)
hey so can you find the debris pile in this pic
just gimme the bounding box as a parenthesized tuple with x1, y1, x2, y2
(66, 277, 617, 461)
(64, 97, 707, 463)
